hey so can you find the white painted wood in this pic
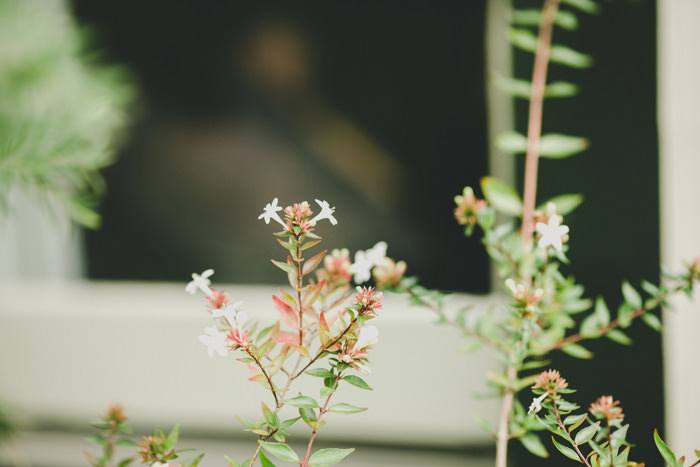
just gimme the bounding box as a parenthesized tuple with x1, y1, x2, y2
(0, 281, 500, 446)
(658, 0, 700, 456)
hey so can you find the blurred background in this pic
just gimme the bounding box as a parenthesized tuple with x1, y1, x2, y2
(1, 0, 699, 466)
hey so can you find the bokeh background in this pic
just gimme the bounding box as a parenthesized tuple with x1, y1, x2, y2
(1, 0, 699, 466)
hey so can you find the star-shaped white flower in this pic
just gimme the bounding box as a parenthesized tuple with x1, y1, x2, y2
(310, 199, 338, 226)
(535, 216, 569, 251)
(528, 393, 547, 415)
(212, 301, 248, 328)
(350, 241, 388, 284)
(355, 325, 379, 350)
(185, 269, 214, 296)
(258, 197, 285, 227)
(198, 326, 228, 357)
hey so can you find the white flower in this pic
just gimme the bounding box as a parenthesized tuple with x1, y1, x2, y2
(535, 216, 569, 252)
(310, 199, 338, 226)
(258, 197, 285, 227)
(350, 241, 388, 284)
(212, 301, 248, 328)
(355, 325, 379, 350)
(185, 269, 214, 296)
(152, 463, 169, 467)
(528, 393, 547, 415)
(198, 325, 228, 357)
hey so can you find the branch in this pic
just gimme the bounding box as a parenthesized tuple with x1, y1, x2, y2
(520, 0, 561, 247)
(301, 374, 342, 466)
(292, 318, 357, 380)
(246, 349, 280, 408)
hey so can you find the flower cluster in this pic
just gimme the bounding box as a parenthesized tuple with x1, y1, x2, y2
(589, 395, 625, 423)
(453, 186, 487, 229)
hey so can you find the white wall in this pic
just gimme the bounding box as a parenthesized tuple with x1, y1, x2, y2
(658, 0, 700, 457)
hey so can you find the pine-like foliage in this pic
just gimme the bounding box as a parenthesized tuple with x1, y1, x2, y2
(0, 0, 133, 228)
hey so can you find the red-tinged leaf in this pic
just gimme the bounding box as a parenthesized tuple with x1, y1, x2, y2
(302, 250, 327, 276)
(273, 295, 299, 328)
(304, 282, 323, 308)
(319, 312, 331, 347)
(274, 331, 300, 346)
(280, 289, 298, 308)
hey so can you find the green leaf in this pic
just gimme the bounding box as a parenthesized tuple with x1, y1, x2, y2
(653, 429, 680, 467)
(481, 176, 523, 217)
(343, 375, 372, 390)
(561, 0, 600, 14)
(329, 403, 368, 414)
(642, 312, 662, 331)
(520, 433, 549, 458)
(511, 9, 579, 31)
(165, 424, 180, 450)
(540, 134, 588, 158)
(68, 198, 101, 229)
(306, 368, 333, 378)
(606, 329, 632, 345)
(270, 259, 294, 274)
(259, 442, 300, 463)
(621, 281, 642, 308)
(551, 436, 581, 462)
(538, 194, 583, 216)
(308, 448, 355, 467)
(550, 44, 593, 68)
(574, 422, 600, 445)
(594, 297, 610, 327)
(561, 343, 593, 359)
(545, 81, 580, 98)
(258, 450, 276, 467)
(286, 395, 319, 409)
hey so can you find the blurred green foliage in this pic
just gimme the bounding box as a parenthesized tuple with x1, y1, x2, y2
(0, 0, 134, 228)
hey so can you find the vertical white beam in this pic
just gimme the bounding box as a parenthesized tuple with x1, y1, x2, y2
(485, 0, 515, 290)
(658, 0, 700, 455)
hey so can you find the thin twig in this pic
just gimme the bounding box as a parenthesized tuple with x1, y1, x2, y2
(246, 349, 280, 408)
(300, 375, 342, 467)
(553, 401, 591, 466)
(292, 319, 357, 380)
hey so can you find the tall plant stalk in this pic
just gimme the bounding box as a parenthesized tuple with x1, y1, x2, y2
(495, 1, 560, 466)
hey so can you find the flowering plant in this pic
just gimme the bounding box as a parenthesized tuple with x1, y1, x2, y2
(337, 0, 700, 466)
(527, 369, 700, 467)
(185, 198, 384, 467)
(87, 199, 386, 466)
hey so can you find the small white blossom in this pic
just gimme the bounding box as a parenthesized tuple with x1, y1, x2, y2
(198, 325, 228, 357)
(258, 197, 285, 227)
(310, 199, 338, 226)
(355, 325, 379, 350)
(535, 216, 569, 252)
(350, 241, 388, 284)
(152, 463, 169, 467)
(212, 301, 248, 328)
(528, 393, 547, 415)
(186, 269, 214, 296)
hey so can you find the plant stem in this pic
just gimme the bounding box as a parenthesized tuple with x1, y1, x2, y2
(295, 240, 304, 346)
(495, 366, 517, 467)
(405, 285, 508, 353)
(520, 0, 560, 247)
(300, 375, 342, 467)
(552, 401, 591, 466)
(246, 349, 280, 408)
(544, 282, 685, 352)
(497, 2, 560, 466)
